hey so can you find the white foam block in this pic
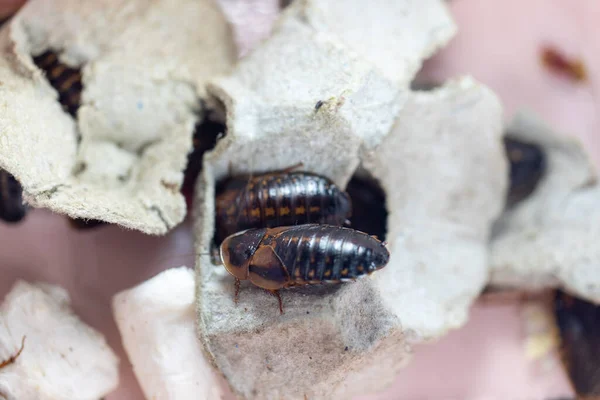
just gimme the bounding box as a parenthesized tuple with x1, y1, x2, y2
(0, 281, 119, 400)
(113, 267, 224, 400)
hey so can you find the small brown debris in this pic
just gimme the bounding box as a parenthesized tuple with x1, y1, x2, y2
(541, 47, 587, 82)
(0, 336, 26, 370)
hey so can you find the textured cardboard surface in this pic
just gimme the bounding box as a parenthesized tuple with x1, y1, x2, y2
(0, 0, 236, 234)
(491, 112, 600, 302)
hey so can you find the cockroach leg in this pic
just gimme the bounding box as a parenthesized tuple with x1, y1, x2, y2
(281, 162, 304, 174)
(267, 290, 284, 314)
(234, 278, 241, 305)
(0, 336, 26, 370)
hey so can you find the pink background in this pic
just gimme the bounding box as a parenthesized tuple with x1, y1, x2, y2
(2, 0, 598, 398)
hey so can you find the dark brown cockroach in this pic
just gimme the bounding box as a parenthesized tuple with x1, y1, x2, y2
(555, 290, 600, 398)
(215, 169, 352, 246)
(504, 136, 546, 208)
(182, 118, 226, 209)
(0, 168, 27, 223)
(32, 51, 83, 117)
(0, 336, 26, 370)
(219, 224, 390, 313)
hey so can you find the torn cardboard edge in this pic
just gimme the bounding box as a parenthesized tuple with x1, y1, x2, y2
(491, 111, 600, 303)
(0, 0, 237, 235)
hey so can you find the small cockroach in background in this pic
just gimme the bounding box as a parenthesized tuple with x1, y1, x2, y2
(554, 290, 600, 398)
(503, 136, 547, 208)
(32, 51, 83, 117)
(182, 117, 226, 210)
(214, 167, 352, 245)
(0, 336, 26, 370)
(220, 224, 390, 313)
(540, 46, 587, 82)
(0, 168, 27, 223)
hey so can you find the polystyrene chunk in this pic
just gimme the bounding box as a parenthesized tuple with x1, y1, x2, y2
(113, 267, 225, 400)
(0, 280, 119, 400)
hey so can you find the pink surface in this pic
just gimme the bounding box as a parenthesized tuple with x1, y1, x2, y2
(2, 0, 598, 398)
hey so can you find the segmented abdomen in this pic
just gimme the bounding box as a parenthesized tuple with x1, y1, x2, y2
(216, 172, 350, 243)
(264, 224, 389, 285)
(33, 51, 83, 117)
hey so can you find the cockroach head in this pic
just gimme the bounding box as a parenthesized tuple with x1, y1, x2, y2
(219, 228, 267, 280)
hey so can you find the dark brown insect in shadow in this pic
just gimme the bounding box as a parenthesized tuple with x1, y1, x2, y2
(345, 171, 387, 242)
(182, 117, 226, 209)
(503, 136, 546, 208)
(32, 51, 83, 118)
(0, 336, 26, 370)
(220, 224, 390, 313)
(555, 290, 600, 398)
(0, 168, 27, 223)
(214, 165, 352, 246)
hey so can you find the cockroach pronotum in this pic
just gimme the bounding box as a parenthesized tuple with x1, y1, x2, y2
(503, 137, 546, 208)
(0, 168, 27, 223)
(555, 290, 600, 398)
(32, 51, 83, 117)
(214, 166, 352, 245)
(219, 224, 390, 313)
(0, 336, 26, 370)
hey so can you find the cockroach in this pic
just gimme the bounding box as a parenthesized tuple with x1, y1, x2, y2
(555, 290, 600, 398)
(541, 47, 587, 82)
(214, 167, 352, 245)
(182, 118, 226, 209)
(0, 336, 26, 370)
(219, 224, 390, 313)
(32, 51, 83, 117)
(0, 168, 27, 223)
(504, 137, 546, 208)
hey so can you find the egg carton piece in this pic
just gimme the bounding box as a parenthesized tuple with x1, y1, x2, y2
(283, 0, 456, 85)
(490, 111, 600, 302)
(195, 13, 504, 394)
(113, 267, 226, 400)
(0, 0, 236, 235)
(0, 280, 119, 400)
